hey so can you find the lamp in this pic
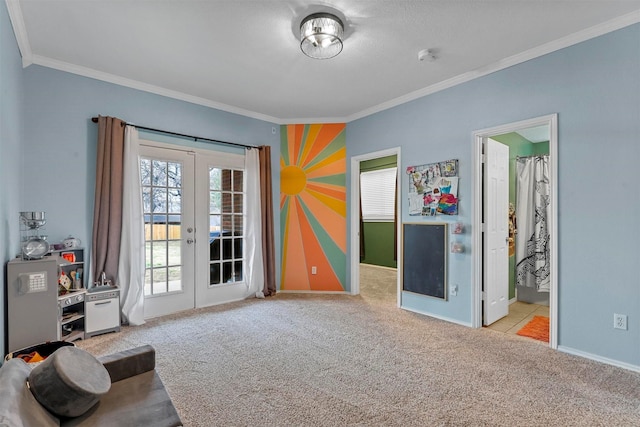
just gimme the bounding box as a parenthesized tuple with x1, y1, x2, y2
(300, 13, 344, 59)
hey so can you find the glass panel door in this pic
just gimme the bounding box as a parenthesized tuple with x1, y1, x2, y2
(194, 151, 247, 308)
(139, 145, 195, 319)
(208, 167, 244, 285)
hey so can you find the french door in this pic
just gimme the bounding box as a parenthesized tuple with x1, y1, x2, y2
(194, 151, 247, 307)
(139, 145, 196, 319)
(139, 143, 248, 318)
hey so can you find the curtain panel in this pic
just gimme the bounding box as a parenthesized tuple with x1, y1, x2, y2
(259, 146, 277, 297)
(515, 155, 551, 292)
(92, 116, 125, 284)
(245, 148, 265, 298)
(117, 126, 145, 325)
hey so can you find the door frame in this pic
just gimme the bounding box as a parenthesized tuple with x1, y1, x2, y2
(471, 114, 558, 349)
(349, 147, 401, 304)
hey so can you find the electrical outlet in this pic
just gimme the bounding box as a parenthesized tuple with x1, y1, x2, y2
(450, 285, 458, 296)
(311, 266, 317, 275)
(614, 313, 627, 330)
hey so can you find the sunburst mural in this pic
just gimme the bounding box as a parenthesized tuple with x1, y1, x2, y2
(280, 123, 346, 291)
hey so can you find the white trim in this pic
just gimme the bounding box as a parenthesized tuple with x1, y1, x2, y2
(401, 305, 473, 328)
(344, 11, 640, 123)
(29, 54, 281, 124)
(196, 296, 246, 309)
(558, 346, 640, 374)
(349, 147, 401, 307)
(6, 4, 638, 124)
(471, 114, 558, 350)
(5, 0, 33, 67)
(360, 263, 398, 272)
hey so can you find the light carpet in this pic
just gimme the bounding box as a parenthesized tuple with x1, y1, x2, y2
(77, 265, 640, 426)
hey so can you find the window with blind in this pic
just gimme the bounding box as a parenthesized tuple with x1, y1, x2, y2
(360, 167, 397, 222)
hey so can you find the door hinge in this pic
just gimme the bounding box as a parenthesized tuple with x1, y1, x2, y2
(481, 154, 486, 163)
(481, 291, 486, 301)
(481, 223, 485, 233)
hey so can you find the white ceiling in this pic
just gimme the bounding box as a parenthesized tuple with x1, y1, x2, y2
(516, 125, 549, 144)
(7, 1, 640, 124)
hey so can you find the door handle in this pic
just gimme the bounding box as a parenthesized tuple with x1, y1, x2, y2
(94, 300, 111, 306)
(186, 238, 194, 244)
(187, 227, 194, 233)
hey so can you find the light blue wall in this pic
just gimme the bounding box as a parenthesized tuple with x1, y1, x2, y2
(19, 66, 281, 299)
(347, 24, 640, 366)
(0, 1, 25, 358)
(3, 0, 639, 369)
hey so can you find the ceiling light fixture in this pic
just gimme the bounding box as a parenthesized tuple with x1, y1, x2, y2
(300, 13, 344, 59)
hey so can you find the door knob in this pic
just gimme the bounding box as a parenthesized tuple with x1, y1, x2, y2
(187, 227, 193, 233)
(186, 238, 194, 244)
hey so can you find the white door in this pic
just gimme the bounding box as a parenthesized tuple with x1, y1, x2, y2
(194, 151, 247, 307)
(483, 138, 509, 325)
(139, 145, 196, 318)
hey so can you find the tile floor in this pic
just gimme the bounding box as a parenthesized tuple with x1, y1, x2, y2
(485, 301, 549, 335)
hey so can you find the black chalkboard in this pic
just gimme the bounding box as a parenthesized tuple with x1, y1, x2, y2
(402, 223, 447, 299)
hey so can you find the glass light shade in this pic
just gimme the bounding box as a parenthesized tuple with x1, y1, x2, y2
(300, 13, 343, 59)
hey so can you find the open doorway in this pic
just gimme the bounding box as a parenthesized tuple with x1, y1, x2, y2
(471, 115, 558, 348)
(350, 147, 401, 305)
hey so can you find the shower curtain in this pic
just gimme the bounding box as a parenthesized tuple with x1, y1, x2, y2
(515, 155, 550, 292)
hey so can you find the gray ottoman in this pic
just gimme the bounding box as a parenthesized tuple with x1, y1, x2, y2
(28, 346, 111, 418)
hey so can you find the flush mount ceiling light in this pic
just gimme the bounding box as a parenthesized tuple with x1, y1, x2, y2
(300, 13, 344, 59)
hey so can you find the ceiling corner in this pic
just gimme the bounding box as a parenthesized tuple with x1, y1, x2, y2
(5, 0, 33, 67)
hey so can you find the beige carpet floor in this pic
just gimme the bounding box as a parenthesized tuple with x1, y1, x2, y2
(77, 265, 640, 426)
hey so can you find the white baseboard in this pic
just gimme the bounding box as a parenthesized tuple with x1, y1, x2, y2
(509, 297, 517, 305)
(360, 263, 398, 272)
(400, 305, 473, 328)
(558, 345, 640, 373)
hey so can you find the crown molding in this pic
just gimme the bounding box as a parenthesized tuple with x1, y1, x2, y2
(345, 9, 640, 123)
(7, 1, 639, 125)
(30, 54, 281, 124)
(5, 0, 32, 66)
(31, 52, 346, 125)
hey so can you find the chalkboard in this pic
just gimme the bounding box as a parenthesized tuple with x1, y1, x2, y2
(402, 223, 447, 300)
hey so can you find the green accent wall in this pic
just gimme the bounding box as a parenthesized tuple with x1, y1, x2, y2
(360, 155, 397, 268)
(360, 155, 397, 172)
(361, 222, 397, 268)
(490, 133, 549, 300)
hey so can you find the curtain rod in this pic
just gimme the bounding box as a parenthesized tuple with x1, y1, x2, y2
(91, 117, 258, 150)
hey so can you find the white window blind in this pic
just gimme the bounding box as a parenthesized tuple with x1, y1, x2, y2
(360, 167, 397, 222)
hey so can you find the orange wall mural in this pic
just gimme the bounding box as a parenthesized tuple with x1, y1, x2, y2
(280, 123, 346, 291)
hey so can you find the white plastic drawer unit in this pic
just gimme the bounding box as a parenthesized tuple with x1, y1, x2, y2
(85, 288, 121, 337)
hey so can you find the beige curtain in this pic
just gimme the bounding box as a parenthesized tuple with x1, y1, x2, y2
(92, 116, 125, 284)
(259, 146, 277, 296)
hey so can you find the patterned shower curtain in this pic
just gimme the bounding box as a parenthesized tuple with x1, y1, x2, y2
(515, 155, 550, 292)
